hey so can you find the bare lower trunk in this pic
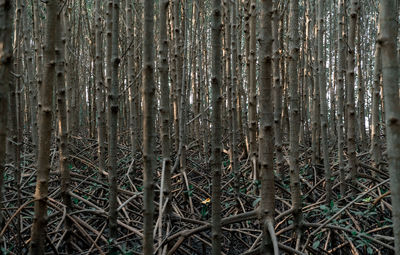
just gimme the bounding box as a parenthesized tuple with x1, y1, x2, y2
(371, 39, 382, 169)
(347, 0, 359, 194)
(30, 0, 57, 253)
(211, 0, 223, 253)
(108, 0, 120, 241)
(317, 0, 332, 204)
(0, 0, 13, 228)
(143, 0, 156, 253)
(248, 0, 258, 176)
(259, 0, 276, 253)
(379, 1, 400, 253)
(337, 0, 346, 197)
(158, 0, 172, 250)
(273, 2, 283, 180)
(288, 0, 303, 235)
(95, 0, 106, 175)
(55, 6, 72, 252)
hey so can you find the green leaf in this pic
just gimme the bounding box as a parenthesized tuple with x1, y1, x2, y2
(362, 197, 372, 203)
(72, 197, 79, 205)
(1, 247, 9, 255)
(312, 240, 320, 249)
(201, 206, 208, 218)
(252, 197, 261, 207)
(351, 231, 358, 236)
(367, 247, 373, 254)
(320, 205, 328, 212)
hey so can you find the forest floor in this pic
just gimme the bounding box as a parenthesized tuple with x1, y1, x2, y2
(0, 135, 395, 254)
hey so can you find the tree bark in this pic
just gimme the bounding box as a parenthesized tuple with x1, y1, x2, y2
(30, 0, 57, 253)
(108, 0, 120, 241)
(259, 0, 276, 253)
(317, 0, 332, 204)
(0, 0, 12, 229)
(371, 31, 382, 170)
(230, 0, 240, 196)
(95, 0, 107, 176)
(55, 5, 72, 252)
(288, 0, 303, 236)
(248, 0, 258, 178)
(211, 0, 223, 253)
(337, 0, 347, 196)
(143, 0, 156, 253)
(273, 2, 283, 180)
(379, 1, 400, 253)
(158, 0, 172, 244)
(347, 0, 359, 194)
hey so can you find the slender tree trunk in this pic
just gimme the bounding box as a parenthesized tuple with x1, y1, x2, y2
(371, 34, 382, 170)
(347, 0, 359, 194)
(211, 0, 223, 253)
(273, 1, 283, 180)
(224, 0, 232, 173)
(243, 0, 250, 155)
(379, 1, 400, 253)
(0, 0, 12, 228)
(230, 0, 240, 196)
(11, 1, 22, 248)
(24, 5, 37, 162)
(288, 0, 303, 238)
(173, 0, 182, 152)
(259, 0, 276, 253)
(337, 0, 346, 196)
(143, 0, 155, 253)
(95, 0, 106, 175)
(248, 0, 257, 177)
(55, 5, 72, 252)
(126, 0, 138, 155)
(30, 0, 57, 253)
(158, 0, 172, 250)
(32, 0, 42, 156)
(317, 0, 332, 204)
(357, 14, 366, 151)
(108, 0, 120, 242)
(311, 0, 321, 165)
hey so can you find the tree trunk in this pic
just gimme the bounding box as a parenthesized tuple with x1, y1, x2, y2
(379, 1, 400, 253)
(273, 1, 283, 180)
(357, 13, 366, 151)
(143, 0, 156, 253)
(0, 0, 12, 228)
(158, 0, 172, 250)
(371, 32, 382, 170)
(55, 5, 72, 252)
(288, 0, 303, 237)
(337, 0, 346, 196)
(312, 0, 321, 165)
(230, 0, 240, 196)
(95, 0, 107, 176)
(108, 0, 120, 242)
(259, 0, 276, 253)
(347, 0, 359, 194)
(211, 0, 223, 253)
(317, 0, 332, 204)
(248, 0, 258, 178)
(30, 0, 57, 252)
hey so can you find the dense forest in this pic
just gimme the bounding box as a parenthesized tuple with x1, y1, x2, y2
(0, 0, 400, 254)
